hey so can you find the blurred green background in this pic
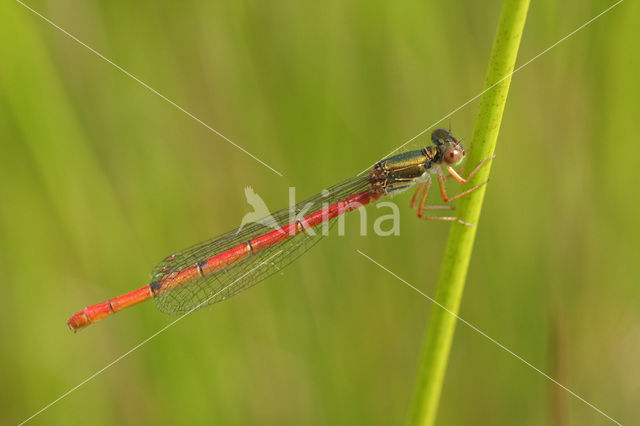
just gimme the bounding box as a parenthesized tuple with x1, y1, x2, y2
(1, 0, 638, 424)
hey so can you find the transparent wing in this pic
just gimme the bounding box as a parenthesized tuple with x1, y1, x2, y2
(152, 175, 371, 314)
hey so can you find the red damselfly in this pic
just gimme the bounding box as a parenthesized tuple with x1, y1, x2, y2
(67, 129, 493, 331)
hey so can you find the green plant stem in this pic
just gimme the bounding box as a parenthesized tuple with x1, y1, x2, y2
(406, 1, 530, 425)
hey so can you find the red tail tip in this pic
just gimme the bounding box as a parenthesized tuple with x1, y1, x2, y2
(67, 310, 90, 332)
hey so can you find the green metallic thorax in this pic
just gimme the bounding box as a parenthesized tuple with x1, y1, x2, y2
(375, 148, 436, 195)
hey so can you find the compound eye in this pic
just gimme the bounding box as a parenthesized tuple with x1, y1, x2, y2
(444, 148, 463, 164)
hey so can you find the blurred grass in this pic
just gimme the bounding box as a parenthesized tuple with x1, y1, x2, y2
(0, 0, 638, 425)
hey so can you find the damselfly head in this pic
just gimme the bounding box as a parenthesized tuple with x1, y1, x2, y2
(431, 128, 465, 166)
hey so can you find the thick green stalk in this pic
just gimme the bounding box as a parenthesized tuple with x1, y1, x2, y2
(406, 1, 530, 425)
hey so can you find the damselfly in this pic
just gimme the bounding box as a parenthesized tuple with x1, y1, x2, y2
(67, 129, 493, 331)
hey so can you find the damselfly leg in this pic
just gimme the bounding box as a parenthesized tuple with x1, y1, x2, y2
(413, 177, 470, 226)
(436, 156, 495, 203)
(410, 180, 454, 211)
(445, 155, 495, 185)
(411, 156, 495, 226)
